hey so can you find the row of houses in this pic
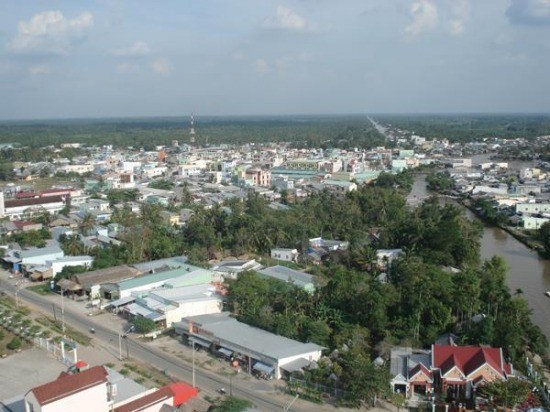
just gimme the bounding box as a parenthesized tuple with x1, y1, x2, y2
(2, 365, 202, 412)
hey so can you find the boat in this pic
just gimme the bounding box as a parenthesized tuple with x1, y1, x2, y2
(545, 291, 550, 297)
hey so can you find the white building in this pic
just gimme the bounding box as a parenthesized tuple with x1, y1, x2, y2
(175, 312, 325, 380)
(523, 216, 550, 230)
(270, 248, 299, 262)
(516, 202, 550, 215)
(48, 255, 94, 277)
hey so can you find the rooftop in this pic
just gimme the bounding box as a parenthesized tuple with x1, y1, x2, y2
(181, 313, 325, 361)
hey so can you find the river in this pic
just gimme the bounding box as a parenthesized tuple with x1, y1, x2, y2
(409, 174, 550, 339)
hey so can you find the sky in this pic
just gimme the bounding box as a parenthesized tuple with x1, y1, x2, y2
(0, 0, 549, 120)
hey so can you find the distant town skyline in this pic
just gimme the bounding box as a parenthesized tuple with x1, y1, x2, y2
(0, 0, 549, 120)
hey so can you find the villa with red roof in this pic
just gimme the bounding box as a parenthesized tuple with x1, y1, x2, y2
(22, 365, 198, 412)
(390, 344, 514, 401)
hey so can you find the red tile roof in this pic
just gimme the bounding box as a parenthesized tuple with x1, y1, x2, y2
(5, 195, 65, 208)
(29, 365, 108, 406)
(409, 363, 433, 381)
(168, 382, 198, 406)
(433, 345, 504, 379)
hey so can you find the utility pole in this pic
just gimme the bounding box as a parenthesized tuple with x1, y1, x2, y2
(283, 394, 299, 412)
(118, 332, 122, 361)
(192, 337, 195, 387)
(61, 288, 65, 334)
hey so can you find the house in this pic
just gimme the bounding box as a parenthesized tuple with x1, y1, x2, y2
(257, 265, 316, 293)
(24, 365, 111, 412)
(270, 248, 299, 262)
(116, 283, 224, 329)
(432, 344, 514, 400)
(390, 344, 514, 401)
(1, 194, 67, 220)
(1, 246, 65, 274)
(72, 265, 141, 299)
(376, 249, 403, 271)
(22, 365, 198, 412)
(47, 256, 94, 277)
(210, 259, 263, 280)
(309, 237, 349, 251)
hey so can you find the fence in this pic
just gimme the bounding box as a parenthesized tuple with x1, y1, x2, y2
(525, 356, 550, 407)
(33, 336, 77, 368)
(288, 375, 347, 399)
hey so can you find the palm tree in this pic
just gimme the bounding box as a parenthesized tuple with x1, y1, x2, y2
(79, 213, 95, 235)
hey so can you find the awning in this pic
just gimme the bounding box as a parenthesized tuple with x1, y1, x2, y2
(253, 361, 275, 374)
(280, 358, 311, 373)
(108, 296, 136, 308)
(190, 336, 211, 349)
(218, 347, 233, 357)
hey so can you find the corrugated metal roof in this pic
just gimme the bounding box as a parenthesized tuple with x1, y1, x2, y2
(257, 265, 314, 288)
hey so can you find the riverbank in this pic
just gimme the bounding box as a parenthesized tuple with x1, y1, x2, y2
(459, 197, 547, 257)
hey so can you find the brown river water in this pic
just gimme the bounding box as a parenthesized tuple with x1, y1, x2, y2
(409, 172, 550, 340)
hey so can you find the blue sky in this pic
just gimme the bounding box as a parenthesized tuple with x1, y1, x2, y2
(0, 0, 549, 119)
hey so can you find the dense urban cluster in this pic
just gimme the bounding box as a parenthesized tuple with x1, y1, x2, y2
(0, 115, 548, 411)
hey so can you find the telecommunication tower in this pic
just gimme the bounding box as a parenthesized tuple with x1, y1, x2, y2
(189, 113, 196, 145)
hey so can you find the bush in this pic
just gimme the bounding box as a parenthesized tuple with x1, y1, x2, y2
(7, 337, 22, 350)
(132, 317, 156, 334)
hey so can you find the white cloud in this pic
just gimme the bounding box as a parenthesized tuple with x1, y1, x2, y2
(9, 10, 93, 55)
(151, 58, 173, 75)
(404, 0, 439, 41)
(255, 58, 269, 74)
(447, 0, 470, 35)
(29, 64, 50, 75)
(264, 6, 308, 31)
(110, 41, 151, 57)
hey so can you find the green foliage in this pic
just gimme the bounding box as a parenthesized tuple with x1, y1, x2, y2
(9, 229, 51, 248)
(426, 171, 454, 192)
(479, 378, 531, 409)
(148, 179, 174, 190)
(211, 396, 253, 412)
(374, 114, 550, 143)
(539, 221, 550, 255)
(473, 198, 510, 226)
(107, 189, 139, 205)
(131, 317, 156, 334)
(6, 336, 22, 350)
(0, 115, 386, 150)
(56, 265, 89, 281)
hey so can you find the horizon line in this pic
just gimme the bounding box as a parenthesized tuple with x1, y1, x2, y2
(1, 111, 549, 123)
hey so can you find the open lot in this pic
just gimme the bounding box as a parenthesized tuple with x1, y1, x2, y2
(0, 348, 66, 400)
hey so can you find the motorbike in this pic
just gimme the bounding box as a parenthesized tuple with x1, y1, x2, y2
(90, 328, 95, 334)
(218, 388, 226, 395)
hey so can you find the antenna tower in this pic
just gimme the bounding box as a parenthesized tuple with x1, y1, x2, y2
(189, 113, 196, 145)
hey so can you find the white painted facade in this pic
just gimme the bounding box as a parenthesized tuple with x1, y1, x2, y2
(25, 382, 110, 412)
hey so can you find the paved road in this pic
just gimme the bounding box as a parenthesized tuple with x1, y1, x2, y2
(0, 275, 348, 412)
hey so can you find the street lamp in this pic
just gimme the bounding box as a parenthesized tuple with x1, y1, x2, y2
(60, 288, 66, 334)
(283, 394, 299, 412)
